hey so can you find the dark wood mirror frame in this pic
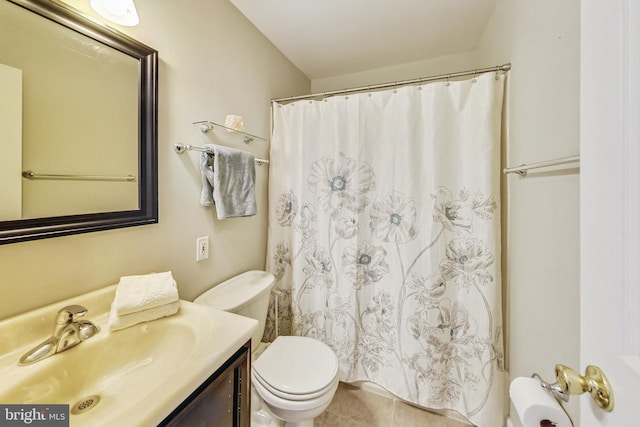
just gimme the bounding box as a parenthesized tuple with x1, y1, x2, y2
(0, 0, 158, 245)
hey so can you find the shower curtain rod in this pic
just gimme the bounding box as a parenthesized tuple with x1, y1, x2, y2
(272, 63, 511, 103)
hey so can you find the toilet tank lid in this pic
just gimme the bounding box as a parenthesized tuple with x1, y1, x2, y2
(193, 270, 275, 311)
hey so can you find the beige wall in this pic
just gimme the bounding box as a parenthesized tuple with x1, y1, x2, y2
(309, 1, 581, 425)
(477, 1, 580, 424)
(0, 0, 309, 320)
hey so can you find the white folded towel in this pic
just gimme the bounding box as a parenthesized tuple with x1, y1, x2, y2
(113, 271, 179, 315)
(109, 300, 180, 332)
(200, 144, 257, 219)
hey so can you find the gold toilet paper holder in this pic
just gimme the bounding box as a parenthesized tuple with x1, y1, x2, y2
(554, 364, 614, 412)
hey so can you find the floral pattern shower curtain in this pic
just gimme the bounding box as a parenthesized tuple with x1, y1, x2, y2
(266, 72, 506, 426)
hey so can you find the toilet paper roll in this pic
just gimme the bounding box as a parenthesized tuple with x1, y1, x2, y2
(510, 377, 572, 427)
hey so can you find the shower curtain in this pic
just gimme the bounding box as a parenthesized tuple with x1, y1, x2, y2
(266, 72, 506, 427)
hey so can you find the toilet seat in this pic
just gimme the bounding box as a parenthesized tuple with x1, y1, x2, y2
(252, 371, 339, 413)
(253, 369, 337, 401)
(252, 336, 338, 401)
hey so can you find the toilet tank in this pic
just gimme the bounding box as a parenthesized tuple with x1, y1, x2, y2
(193, 271, 274, 351)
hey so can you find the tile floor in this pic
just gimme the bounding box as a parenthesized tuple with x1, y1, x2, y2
(314, 383, 471, 427)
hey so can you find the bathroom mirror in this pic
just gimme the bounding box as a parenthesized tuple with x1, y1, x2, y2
(0, 0, 158, 244)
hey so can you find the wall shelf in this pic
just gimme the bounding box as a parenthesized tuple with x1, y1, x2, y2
(193, 120, 268, 144)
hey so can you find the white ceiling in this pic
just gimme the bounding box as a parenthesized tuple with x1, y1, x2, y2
(229, 0, 498, 80)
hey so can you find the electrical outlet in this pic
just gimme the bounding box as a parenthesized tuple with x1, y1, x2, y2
(196, 236, 209, 261)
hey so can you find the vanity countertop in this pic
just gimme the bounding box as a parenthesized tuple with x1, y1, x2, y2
(0, 284, 258, 426)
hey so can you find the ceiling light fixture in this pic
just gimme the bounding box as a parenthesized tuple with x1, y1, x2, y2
(90, 0, 139, 26)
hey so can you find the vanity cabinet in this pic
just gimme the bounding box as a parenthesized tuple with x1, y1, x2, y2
(159, 341, 250, 427)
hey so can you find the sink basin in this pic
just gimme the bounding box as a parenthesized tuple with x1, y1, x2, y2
(0, 284, 258, 426)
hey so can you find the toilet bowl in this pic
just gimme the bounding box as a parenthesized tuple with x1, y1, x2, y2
(252, 335, 339, 427)
(194, 271, 339, 427)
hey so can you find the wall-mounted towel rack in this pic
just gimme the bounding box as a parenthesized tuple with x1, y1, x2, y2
(193, 120, 268, 144)
(503, 155, 580, 176)
(22, 170, 136, 182)
(174, 143, 269, 165)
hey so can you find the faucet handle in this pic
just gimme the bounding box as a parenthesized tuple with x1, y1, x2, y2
(56, 305, 88, 325)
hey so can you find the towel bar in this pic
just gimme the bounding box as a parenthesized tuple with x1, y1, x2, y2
(174, 143, 269, 165)
(22, 170, 136, 182)
(503, 155, 579, 176)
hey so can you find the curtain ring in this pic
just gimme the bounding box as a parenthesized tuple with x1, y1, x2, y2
(495, 65, 501, 80)
(417, 78, 423, 90)
(344, 88, 348, 100)
(445, 74, 451, 87)
(368, 85, 372, 97)
(472, 70, 477, 83)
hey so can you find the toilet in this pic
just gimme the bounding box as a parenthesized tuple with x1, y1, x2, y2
(194, 271, 339, 427)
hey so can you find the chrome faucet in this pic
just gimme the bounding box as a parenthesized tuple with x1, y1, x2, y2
(19, 304, 100, 365)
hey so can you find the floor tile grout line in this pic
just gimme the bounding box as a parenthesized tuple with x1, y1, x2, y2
(391, 398, 396, 427)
